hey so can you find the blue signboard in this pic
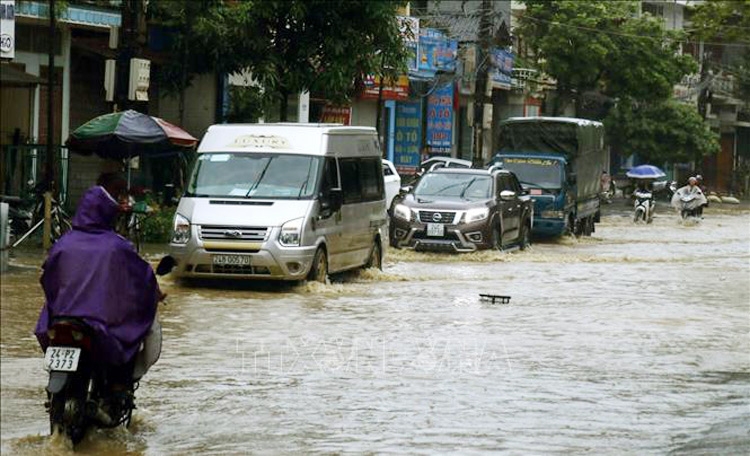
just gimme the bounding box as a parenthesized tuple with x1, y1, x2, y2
(489, 48, 514, 90)
(426, 83, 454, 151)
(393, 101, 422, 172)
(412, 28, 458, 79)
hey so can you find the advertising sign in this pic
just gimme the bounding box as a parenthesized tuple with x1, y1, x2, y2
(360, 75, 409, 101)
(393, 101, 422, 173)
(489, 48, 514, 90)
(418, 28, 458, 73)
(426, 82, 454, 152)
(0, 0, 15, 60)
(319, 105, 351, 125)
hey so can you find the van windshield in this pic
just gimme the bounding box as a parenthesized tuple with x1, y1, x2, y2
(186, 153, 322, 199)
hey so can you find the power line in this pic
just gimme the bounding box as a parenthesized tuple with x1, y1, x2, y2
(523, 15, 750, 49)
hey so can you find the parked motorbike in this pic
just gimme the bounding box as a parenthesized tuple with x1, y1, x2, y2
(0, 194, 33, 243)
(42, 256, 176, 445)
(633, 189, 654, 223)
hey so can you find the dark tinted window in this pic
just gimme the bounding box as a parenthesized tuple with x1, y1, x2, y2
(361, 157, 384, 202)
(340, 158, 362, 204)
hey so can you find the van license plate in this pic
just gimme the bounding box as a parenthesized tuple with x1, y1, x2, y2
(427, 223, 444, 237)
(212, 254, 251, 266)
(44, 347, 81, 372)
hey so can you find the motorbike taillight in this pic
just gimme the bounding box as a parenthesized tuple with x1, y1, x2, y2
(48, 321, 92, 350)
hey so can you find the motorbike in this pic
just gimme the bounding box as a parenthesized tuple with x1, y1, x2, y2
(42, 256, 176, 445)
(0, 194, 34, 243)
(633, 189, 654, 223)
(676, 193, 701, 219)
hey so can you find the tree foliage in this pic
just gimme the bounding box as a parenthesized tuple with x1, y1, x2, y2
(604, 99, 720, 164)
(150, 0, 411, 121)
(518, 0, 697, 116)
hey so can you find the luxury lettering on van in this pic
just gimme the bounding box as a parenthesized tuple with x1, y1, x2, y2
(505, 157, 556, 166)
(229, 135, 290, 149)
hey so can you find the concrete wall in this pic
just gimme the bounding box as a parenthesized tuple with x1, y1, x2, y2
(157, 73, 218, 142)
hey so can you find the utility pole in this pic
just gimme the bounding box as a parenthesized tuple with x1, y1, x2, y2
(44, 0, 56, 249)
(472, 0, 492, 168)
(45, 0, 56, 195)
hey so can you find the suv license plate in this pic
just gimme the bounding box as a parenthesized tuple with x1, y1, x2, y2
(212, 254, 251, 266)
(427, 223, 444, 237)
(44, 347, 81, 372)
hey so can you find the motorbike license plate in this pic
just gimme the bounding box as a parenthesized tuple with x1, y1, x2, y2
(44, 347, 81, 372)
(212, 254, 251, 266)
(427, 223, 444, 237)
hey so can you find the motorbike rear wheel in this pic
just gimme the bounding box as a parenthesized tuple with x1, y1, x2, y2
(49, 392, 88, 445)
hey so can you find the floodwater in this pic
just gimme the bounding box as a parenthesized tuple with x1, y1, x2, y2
(2, 202, 749, 454)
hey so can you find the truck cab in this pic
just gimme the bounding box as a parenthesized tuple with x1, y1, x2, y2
(490, 117, 606, 238)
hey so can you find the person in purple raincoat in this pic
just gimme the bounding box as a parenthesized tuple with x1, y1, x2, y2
(34, 173, 162, 386)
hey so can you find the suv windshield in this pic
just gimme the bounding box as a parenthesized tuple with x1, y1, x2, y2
(186, 153, 322, 198)
(496, 157, 563, 189)
(414, 173, 492, 200)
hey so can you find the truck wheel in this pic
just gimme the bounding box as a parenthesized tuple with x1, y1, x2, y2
(307, 247, 328, 283)
(364, 239, 382, 270)
(519, 221, 531, 250)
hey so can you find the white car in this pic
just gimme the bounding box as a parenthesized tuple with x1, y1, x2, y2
(382, 159, 401, 212)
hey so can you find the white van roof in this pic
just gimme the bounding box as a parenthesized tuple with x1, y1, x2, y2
(197, 123, 378, 155)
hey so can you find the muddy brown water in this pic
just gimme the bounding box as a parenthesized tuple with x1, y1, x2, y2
(2, 204, 749, 454)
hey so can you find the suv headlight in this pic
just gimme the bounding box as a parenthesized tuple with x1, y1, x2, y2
(463, 207, 489, 223)
(171, 213, 191, 244)
(393, 203, 412, 222)
(279, 217, 303, 246)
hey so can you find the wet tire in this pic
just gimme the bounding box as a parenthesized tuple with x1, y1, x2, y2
(634, 208, 644, 223)
(519, 221, 531, 250)
(491, 222, 502, 250)
(364, 240, 382, 270)
(307, 247, 328, 283)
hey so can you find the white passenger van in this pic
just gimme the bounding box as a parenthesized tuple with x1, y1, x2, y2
(169, 123, 387, 282)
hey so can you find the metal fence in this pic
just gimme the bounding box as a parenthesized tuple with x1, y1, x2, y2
(1, 144, 70, 206)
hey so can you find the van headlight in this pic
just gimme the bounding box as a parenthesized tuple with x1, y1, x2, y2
(394, 204, 412, 221)
(171, 213, 191, 244)
(279, 217, 303, 246)
(463, 207, 489, 223)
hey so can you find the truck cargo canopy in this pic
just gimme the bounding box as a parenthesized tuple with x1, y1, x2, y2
(497, 117, 604, 159)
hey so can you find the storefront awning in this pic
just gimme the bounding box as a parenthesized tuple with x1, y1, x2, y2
(0, 63, 45, 87)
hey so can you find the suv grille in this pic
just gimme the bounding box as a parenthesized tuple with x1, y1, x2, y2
(418, 210, 457, 224)
(200, 225, 268, 241)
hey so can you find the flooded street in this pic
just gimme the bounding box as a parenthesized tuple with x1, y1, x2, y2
(2, 204, 749, 454)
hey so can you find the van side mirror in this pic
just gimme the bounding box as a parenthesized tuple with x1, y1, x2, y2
(320, 188, 343, 218)
(567, 173, 577, 185)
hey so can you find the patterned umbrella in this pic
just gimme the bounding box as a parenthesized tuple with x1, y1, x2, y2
(66, 110, 197, 159)
(625, 164, 666, 179)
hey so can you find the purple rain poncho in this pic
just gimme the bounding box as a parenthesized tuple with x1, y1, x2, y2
(34, 186, 159, 366)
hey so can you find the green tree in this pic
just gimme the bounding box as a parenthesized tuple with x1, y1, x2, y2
(151, 0, 411, 121)
(518, 0, 696, 116)
(604, 99, 720, 165)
